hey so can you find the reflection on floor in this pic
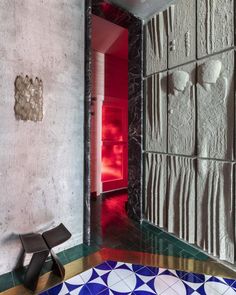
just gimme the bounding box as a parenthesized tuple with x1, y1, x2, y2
(2, 191, 236, 295)
(40, 260, 236, 295)
(91, 192, 208, 260)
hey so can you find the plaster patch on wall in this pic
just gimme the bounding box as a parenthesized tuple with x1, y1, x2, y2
(145, 11, 168, 76)
(145, 153, 167, 228)
(14, 75, 43, 122)
(197, 50, 234, 160)
(145, 72, 167, 152)
(197, 0, 234, 58)
(168, 0, 196, 68)
(197, 159, 235, 263)
(168, 63, 196, 156)
(167, 156, 196, 244)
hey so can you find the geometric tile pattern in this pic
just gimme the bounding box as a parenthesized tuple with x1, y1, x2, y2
(40, 261, 236, 295)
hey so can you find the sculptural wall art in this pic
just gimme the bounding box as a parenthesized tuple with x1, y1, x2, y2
(145, 153, 167, 228)
(168, 0, 196, 68)
(197, 0, 234, 58)
(168, 63, 196, 156)
(145, 72, 167, 152)
(143, 0, 236, 265)
(145, 11, 168, 76)
(197, 160, 235, 263)
(197, 51, 234, 160)
(14, 75, 43, 122)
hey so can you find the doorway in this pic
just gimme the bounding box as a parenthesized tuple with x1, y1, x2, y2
(91, 15, 128, 196)
(84, 0, 143, 244)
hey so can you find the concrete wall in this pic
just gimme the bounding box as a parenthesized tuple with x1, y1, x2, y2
(144, 0, 235, 264)
(0, 0, 84, 275)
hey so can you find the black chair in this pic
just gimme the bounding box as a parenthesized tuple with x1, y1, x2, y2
(19, 223, 71, 291)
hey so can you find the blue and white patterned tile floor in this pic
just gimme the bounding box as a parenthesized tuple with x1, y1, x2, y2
(40, 261, 236, 295)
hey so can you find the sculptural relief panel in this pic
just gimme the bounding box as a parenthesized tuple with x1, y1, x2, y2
(197, 50, 234, 160)
(168, 62, 196, 156)
(168, 0, 196, 68)
(145, 72, 167, 153)
(14, 75, 43, 122)
(197, 159, 235, 264)
(144, 11, 168, 76)
(197, 0, 234, 58)
(145, 153, 167, 228)
(167, 156, 196, 244)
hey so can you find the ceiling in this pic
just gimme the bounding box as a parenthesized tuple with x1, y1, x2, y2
(109, 0, 176, 21)
(92, 15, 128, 59)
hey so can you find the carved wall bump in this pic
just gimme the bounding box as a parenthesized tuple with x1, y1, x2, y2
(197, 51, 234, 160)
(167, 4, 175, 34)
(145, 72, 167, 152)
(197, 159, 235, 263)
(168, 0, 196, 68)
(145, 153, 167, 228)
(14, 75, 43, 122)
(170, 70, 189, 94)
(197, 0, 234, 58)
(145, 11, 168, 76)
(167, 156, 196, 244)
(168, 63, 196, 156)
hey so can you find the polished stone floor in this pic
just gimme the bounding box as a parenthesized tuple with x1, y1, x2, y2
(2, 191, 236, 294)
(90, 192, 208, 261)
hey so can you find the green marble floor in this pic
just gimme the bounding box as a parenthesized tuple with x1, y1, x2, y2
(89, 192, 209, 261)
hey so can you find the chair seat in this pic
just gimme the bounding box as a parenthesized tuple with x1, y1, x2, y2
(42, 223, 72, 249)
(19, 233, 48, 254)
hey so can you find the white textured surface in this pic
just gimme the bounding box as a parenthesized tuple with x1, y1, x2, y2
(197, 0, 234, 58)
(197, 50, 234, 160)
(145, 72, 167, 152)
(197, 160, 235, 263)
(168, 0, 196, 68)
(144, 12, 168, 75)
(0, 0, 84, 274)
(144, 0, 236, 265)
(168, 62, 196, 156)
(167, 156, 196, 244)
(145, 153, 167, 228)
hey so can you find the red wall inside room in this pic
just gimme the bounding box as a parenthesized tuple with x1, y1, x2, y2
(105, 55, 128, 100)
(92, 14, 128, 193)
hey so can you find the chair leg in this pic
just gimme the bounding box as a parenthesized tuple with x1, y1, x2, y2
(24, 250, 49, 291)
(51, 249, 65, 279)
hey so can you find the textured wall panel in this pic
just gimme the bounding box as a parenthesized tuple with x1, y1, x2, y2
(145, 72, 167, 153)
(145, 153, 167, 228)
(144, 11, 168, 76)
(168, 62, 196, 156)
(0, 0, 85, 275)
(197, 0, 234, 58)
(197, 50, 234, 160)
(167, 156, 196, 244)
(168, 0, 196, 68)
(197, 160, 235, 264)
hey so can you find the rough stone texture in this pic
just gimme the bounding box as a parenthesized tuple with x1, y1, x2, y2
(168, 62, 196, 156)
(197, 160, 235, 264)
(145, 153, 167, 228)
(145, 72, 167, 153)
(197, 50, 234, 160)
(144, 11, 168, 76)
(143, 0, 236, 265)
(197, 0, 234, 58)
(168, 0, 196, 69)
(14, 75, 43, 122)
(0, 0, 84, 275)
(167, 156, 196, 244)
